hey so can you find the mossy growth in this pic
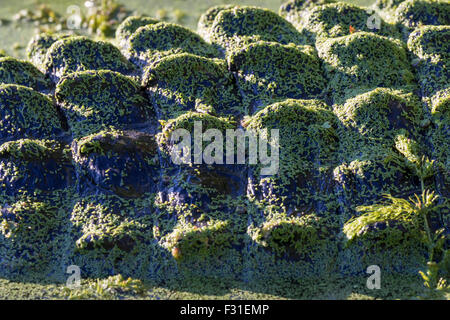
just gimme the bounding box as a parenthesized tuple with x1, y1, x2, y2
(0, 139, 74, 196)
(407, 25, 450, 114)
(71, 194, 154, 255)
(165, 220, 233, 262)
(279, 0, 336, 30)
(0, 199, 60, 272)
(115, 16, 159, 49)
(157, 111, 244, 200)
(26, 33, 70, 71)
(395, 0, 450, 29)
(253, 214, 331, 257)
(208, 6, 307, 54)
(0, 84, 63, 139)
(301, 2, 398, 40)
(43, 36, 137, 83)
(246, 99, 339, 213)
(62, 274, 145, 300)
(375, 0, 405, 10)
(228, 41, 325, 115)
(55, 70, 153, 138)
(0, 139, 70, 162)
(144, 53, 241, 119)
(316, 32, 415, 103)
(197, 5, 235, 41)
(374, 0, 406, 11)
(343, 194, 427, 251)
(157, 111, 236, 153)
(0, 57, 52, 92)
(127, 22, 221, 69)
(334, 87, 424, 155)
(73, 129, 160, 198)
(333, 88, 425, 208)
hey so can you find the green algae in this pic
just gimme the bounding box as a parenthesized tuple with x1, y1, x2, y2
(407, 25, 450, 114)
(228, 41, 325, 114)
(127, 22, 221, 68)
(316, 32, 415, 102)
(0, 84, 63, 139)
(144, 53, 241, 119)
(0, 2, 447, 295)
(61, 274, 146, 299)
(158, 111, 236, 150)
(55, 70, 153, 137)
(197, 5, 235, 41)
(70, 194, 154, 254)
(301, 2, 399, 40)
(115, 16, 159, 48)
(26, 33, 70, 71)
(208, 6, 307, 54)
(43, 36, 137, 82)
(246, 99, 339, 215)
(0, 139, 69, 161)
(253, 214, 331, 257)
(332, 88, 425, 208)
(0, 199, 60, 273)
(0, 57, 52, 91)
(165, 220, 233, 261)
(279, 0, 336, 30)
(73, 129, 160, 198)
(395, 0, 450, 29)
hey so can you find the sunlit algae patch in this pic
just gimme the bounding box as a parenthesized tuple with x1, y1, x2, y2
(0, 2, 448, 284)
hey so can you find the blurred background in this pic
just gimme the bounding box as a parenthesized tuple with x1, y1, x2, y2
(0, 0, 375, 58)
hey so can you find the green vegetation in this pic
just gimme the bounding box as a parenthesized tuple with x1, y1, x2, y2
(0, 57, 52, 91)
(228, 41, 325, 114)
(316, 32, 415, 102)
(301, 2, 399, 40)
(43, 36, 136, 82)
(0, 0, 448, 300)
(395, 0, 450, 28)
(127, 22, 220, 68)
(144, 53, 240, 119)
(26, 33, 70, 69)
(208, 6, 306, 54)
(115, 16, 159, 48)
(55, 70, 152, 137)
(0, 84, 63, 139)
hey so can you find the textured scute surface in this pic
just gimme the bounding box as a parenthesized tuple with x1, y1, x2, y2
(279, 0, 336, 29)
(115, 16, 159, 49)
(208, 6, 307, 54)
(407, 25, 450, 113)
(73, 130, 160, 198)
(157, 111, 246, 206)
(55, 70, 154, 138)
(246, 99, 339, 215)
(144, 53, 241, 119)
(229, 41, 326, 114)
(0, 139, 75, 196)
(395, 0, 450, 28)
(0, 84, 64, 140)
(317, 32, 415, 103)
(0, 199, 61, 274)
(43, 37, 137, 83)
(197, 5, 236, 41)
(0, 2, 448, 283)
(301, 2, 398, 40)
(26, 33, 71, 71)
(0, 57, 52, 92)
(127, 22, 221, 69)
